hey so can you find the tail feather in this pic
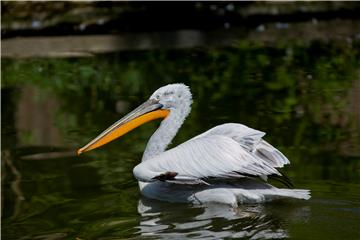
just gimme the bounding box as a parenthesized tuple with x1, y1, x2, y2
(282, 189, 311, 200)
(260, 188, 311, 201)
(233, 187, 311, 204)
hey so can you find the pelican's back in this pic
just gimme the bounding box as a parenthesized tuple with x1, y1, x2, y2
(134, 123, 290, 183)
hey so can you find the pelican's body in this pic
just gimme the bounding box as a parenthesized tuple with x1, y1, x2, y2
(78, 84, 310, 206)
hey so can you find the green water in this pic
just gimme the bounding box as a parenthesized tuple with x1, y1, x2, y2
(2, 42, 360, 239)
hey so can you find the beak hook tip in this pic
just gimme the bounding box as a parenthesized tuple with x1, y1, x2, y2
(77, 148, 83, 156)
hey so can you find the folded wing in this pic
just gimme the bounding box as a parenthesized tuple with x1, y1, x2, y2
(133, 123, 290, 184)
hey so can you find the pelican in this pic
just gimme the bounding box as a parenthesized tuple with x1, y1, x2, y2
(78, 83, 310, 207)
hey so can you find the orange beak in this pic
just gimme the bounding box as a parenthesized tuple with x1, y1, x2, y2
(77, 100, 169, 155)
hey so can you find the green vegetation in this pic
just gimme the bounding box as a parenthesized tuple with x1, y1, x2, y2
(2, 40, 360, 239)
(3, 40, 359, 151)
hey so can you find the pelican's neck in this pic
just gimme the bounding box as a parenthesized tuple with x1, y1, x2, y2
(142, 104, 191, 161)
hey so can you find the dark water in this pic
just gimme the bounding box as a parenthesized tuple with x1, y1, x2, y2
(2, 43, 360, 239)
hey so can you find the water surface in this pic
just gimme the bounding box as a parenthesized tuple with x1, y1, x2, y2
(2, 43, 360, 239)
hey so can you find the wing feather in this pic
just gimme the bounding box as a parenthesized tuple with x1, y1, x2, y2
(133, 123, 290, 184)
(254, 140, 290, 168)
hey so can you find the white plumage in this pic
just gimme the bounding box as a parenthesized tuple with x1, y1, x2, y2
(79, 83, 310, 206)
(134, 124, 286, 183)
(134, 84, 310, 206)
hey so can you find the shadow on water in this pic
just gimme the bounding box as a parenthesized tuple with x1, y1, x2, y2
(2, 41, 360, 239)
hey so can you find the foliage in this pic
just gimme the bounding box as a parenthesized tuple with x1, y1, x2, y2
(2, 40, 360, 239)
(2, 40, 359, 150)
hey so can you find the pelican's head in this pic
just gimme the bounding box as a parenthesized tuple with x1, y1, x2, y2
(150, 83, 192, 110)
(77, 83, 192, 155)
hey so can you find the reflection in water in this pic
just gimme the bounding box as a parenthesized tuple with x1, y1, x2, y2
(2, 41, 359, 239)
(2, 150, 26, 219)
(16, 86, 64, 147)
(136, 197, 310, 239)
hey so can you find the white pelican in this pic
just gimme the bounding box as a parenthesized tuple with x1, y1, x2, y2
(78, 83, 310, 207)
